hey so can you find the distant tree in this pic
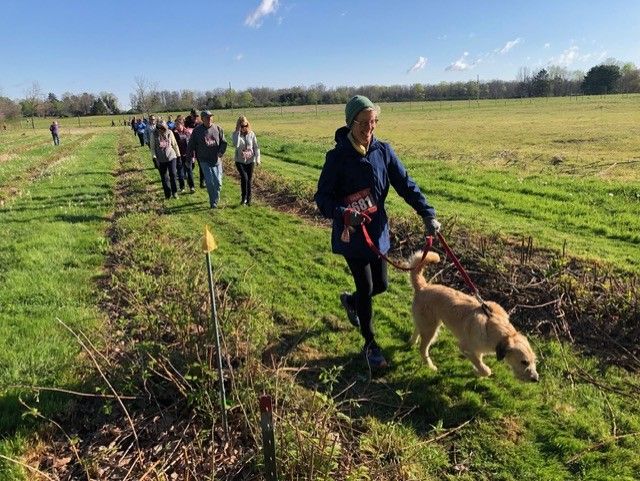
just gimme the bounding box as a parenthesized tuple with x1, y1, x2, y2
(22, 82, 45, 124)
(516, 66, 532, 97)
(582, 64, 621, 94)
(131, 76, 157, 115)
(531, 69, 551, 97)
(99, 92, 120, 114)
(238, 91, 253, 108)
(0, 96, 21, 120)
(90, 98, 109, 115)
(619, 63, 640, 93)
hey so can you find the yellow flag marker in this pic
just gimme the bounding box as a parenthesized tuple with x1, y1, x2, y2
(203, 225, 218, 252)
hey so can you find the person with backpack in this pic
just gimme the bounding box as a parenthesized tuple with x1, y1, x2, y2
(314, 95, 440, 369)
(150, 121, 181, 199)
(187, 110, 227, 209)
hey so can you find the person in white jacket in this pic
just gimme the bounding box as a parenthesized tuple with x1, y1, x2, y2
(232, 116, 261, 206)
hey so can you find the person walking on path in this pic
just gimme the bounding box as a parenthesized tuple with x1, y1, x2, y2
(172, 115, 195, 193)
(150, 121, 181, 199)
(49, 121, 60, 145)
(145, 115, 158, 167)
(135, 119, 146, 147)
(185, 109, 205, 188)
(187, 110, 227, 208)
(314, 95, 441, 369)
(232, 116, 261, 206)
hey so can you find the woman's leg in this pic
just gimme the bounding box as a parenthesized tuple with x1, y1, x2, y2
(183, 156, 195, 190)
(235, 162, 248, 203)
(158, 162, 171, 198)
(245, 162, 254, 204)
(344, 256, 388, 347)
(168, 158, 178, 195)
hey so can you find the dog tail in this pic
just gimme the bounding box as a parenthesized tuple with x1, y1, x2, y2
(408, 250, 440, 291)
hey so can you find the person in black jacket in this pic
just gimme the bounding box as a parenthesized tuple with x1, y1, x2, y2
(314, 95, 441, 369)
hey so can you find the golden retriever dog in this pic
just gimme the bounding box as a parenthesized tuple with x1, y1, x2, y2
(407, 251, 539, 382)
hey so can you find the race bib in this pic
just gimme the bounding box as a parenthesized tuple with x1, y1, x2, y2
(343, 188, 377, 215)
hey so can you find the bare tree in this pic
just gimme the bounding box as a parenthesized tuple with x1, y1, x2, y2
(131, 76, 158, 116)
(23, 81, 45, 128)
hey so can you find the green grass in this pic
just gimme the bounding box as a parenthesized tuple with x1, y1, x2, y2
(0, 132, 118, 479)
(96, 132, 639, 480)
(1, 96, 639, 478)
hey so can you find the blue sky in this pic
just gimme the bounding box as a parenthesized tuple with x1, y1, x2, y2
(2, 0, 639, 108)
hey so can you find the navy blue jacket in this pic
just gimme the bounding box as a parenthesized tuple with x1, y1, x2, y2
(315, 127, 436, 259)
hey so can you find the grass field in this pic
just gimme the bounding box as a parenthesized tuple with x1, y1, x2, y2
(0, 96, 639, 479)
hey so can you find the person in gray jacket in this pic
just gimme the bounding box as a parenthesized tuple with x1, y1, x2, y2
(232, 116, 261, 205)
(187, 110, 227, 208)
(150, 121, 181, 199)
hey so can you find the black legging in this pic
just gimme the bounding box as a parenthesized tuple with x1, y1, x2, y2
(344, 256, 388, 346)
(235, 162, 255, 203)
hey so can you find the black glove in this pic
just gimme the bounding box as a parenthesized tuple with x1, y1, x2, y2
(343, 208, 366, 227)
(423, 217, 441, 236)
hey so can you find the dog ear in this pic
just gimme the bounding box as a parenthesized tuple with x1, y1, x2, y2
(496, 338, 509, 361)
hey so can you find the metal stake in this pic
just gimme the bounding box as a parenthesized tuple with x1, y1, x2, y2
(260, 395, 278, 481)
(203, 226, 229, 439)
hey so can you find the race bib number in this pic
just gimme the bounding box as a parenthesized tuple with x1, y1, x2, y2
(343, 188, 377, 214)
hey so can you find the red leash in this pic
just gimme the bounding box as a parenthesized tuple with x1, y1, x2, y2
(360, 222, 433, 272)
(359, 220, 486, 306)
(436, 232, 486, 305)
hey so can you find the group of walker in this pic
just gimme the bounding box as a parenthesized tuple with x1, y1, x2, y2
(134, 110, 261, 207)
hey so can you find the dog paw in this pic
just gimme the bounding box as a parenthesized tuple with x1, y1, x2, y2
(474, 365, 492, 377)
(425, 359, 438, 371)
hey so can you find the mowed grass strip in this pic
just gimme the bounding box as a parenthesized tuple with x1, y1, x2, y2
(0, 131, 118, 479)
(0, 132, 95, 190)
(106, 133, 640, 480)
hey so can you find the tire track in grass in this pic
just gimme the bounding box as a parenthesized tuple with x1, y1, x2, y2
(0, 134, 95, 207)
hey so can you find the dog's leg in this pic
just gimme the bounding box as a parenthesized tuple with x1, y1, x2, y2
(419, 324, 440, 371)
(408, 328, 420, 347)
(463, 351, 492, 377)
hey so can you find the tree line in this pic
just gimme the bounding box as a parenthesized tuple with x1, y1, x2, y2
(2, 61, 639, 122)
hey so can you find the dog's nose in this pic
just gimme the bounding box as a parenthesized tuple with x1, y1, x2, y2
(530, 373, 539, 382)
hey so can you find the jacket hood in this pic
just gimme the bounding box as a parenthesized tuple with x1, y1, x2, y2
(333, 126, 379, 153)
(334, 126, 350, 144)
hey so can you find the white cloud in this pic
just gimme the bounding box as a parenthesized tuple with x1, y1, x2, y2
(548, 45, 608, 67)
(245, 0, 279, 28)
(544, 42, 550, 49)
(235, 53, 244, 61)
(551, 45, 579, 66)
(407, 56, 427, 73)
(445, 52, 472, 71)
(499, 38, 521, 54)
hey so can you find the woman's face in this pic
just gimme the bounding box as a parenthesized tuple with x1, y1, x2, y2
(351, 109, 378, 146)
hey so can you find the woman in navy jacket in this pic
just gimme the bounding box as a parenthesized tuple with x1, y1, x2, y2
(315, 95, 440, 369)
